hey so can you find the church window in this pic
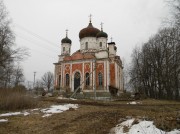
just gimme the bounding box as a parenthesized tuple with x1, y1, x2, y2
(98, 72, 103, 86)
(85, 73, 90, 86)
(85, 42, 88, 50)
(63, 47, 65, 52)
(65, 74, 69, 86)
(69, 48, 70, 53)
(100, 42, 102, 48)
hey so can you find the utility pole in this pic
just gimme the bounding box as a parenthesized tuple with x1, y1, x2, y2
(33, 72, 36, 89)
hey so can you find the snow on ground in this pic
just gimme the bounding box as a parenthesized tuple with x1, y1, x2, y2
(112, 118, 180, 134)
(57, 96, 77, 100)
(31, 108, 40, 111)
(0, 104, 78, 119)
(0, 119, 8, 123)
(0, 111, 29, 117)
(127, 101, 142, 104)
(42, 114, 52, 118)
(57, 96, 68, 100)
(23, 112, 30, 116)
(41, 104, 78, 117)
(69, 98, 77, 100)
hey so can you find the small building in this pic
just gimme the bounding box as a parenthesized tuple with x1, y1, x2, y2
(54, 18, 123, 95)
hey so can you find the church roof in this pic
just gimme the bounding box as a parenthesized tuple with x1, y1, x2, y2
(64, 50, 95, 61)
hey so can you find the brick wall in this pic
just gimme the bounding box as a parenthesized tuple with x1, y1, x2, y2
(110, 63, 115, 87)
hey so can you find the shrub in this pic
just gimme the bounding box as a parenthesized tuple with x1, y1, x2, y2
(0, 87, 37, 111)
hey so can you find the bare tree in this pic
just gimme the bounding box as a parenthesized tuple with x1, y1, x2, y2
(12, 65, 24, 86)
(0, 1, 14, 70)
(171, 0, 180, 28)
(41, 71, 54, 92)
(122, 58, 131, 92)
(130, 28, 180, 100)
(0, 0, 29, 88)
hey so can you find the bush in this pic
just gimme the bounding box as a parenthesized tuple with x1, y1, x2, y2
(0, 87, 37, 111)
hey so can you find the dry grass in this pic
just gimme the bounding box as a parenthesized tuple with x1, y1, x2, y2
(0, 87, 37, 111)
(0, 97, 179, 134)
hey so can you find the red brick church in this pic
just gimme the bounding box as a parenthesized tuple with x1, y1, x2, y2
(54, 17, 123, 95)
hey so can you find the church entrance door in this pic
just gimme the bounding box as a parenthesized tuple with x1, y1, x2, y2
(74, 72, 81, 92)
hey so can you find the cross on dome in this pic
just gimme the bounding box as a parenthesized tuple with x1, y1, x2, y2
(61, 29, 71, 44)
(89, 14, 92, 23)
(66, 29, 68, 37)
(111, 37, 113, 42)
(100, 22, 104, 31)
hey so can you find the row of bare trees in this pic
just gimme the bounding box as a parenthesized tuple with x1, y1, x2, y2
(34, 71, 54, 92)
(0, 1, 54, 90)
(130, 28, 180, 99)
(0, 1, 28, 88)
(130, 1, 180, 100)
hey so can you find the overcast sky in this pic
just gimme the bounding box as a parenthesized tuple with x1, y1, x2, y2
(4, 0, 170, 84)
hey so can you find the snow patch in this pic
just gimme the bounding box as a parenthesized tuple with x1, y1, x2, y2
(69, 98, 77, 100)
(0, 112, 22, 117)
(0, 119, 8, 123)
(0, 111, 30, 117)
(31, 108, 40, 111)
(0, 104, 78, 119)
(112, 118, 180, 134)
(57, 96, 68, 100)
(127, 101, 142, 104)
(23, 112, 30, 116)
(41, 104, 78, 117)
(57, 97, 77, 100)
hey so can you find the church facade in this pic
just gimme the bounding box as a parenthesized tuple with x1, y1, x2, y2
(54, 18, 123, 94)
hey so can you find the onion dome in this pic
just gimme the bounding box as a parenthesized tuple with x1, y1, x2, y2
(61, 37, 71, 44)
(96, 31, 108, 38)
(96, 22, 108, 38)
(61, 29, 72, 44)
(79, 22, 100, 39)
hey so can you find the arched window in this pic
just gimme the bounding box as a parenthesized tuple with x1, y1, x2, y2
(85, 73, 90, 86)
(98, 73, 103, 86)
(59, 75, 61, 87)
(65, 74, 69, 86)
(100, 42, 102, 48)
(85, 42, 88, 50)
(63, 47, 65, 52)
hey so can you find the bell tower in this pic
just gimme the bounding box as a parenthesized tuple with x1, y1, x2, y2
(61, 29, 71, 55)
(59, 30, 72, 62)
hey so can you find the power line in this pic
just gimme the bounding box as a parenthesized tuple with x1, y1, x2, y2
(14, 23, 59, 48)
(16, 34, 58, 59)
(13, 24, 62, 60)
(16, 33, 59, 54)
(29, 47, 56, 59)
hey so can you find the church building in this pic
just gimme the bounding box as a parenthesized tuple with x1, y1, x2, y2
(54, 17, 123, 95)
